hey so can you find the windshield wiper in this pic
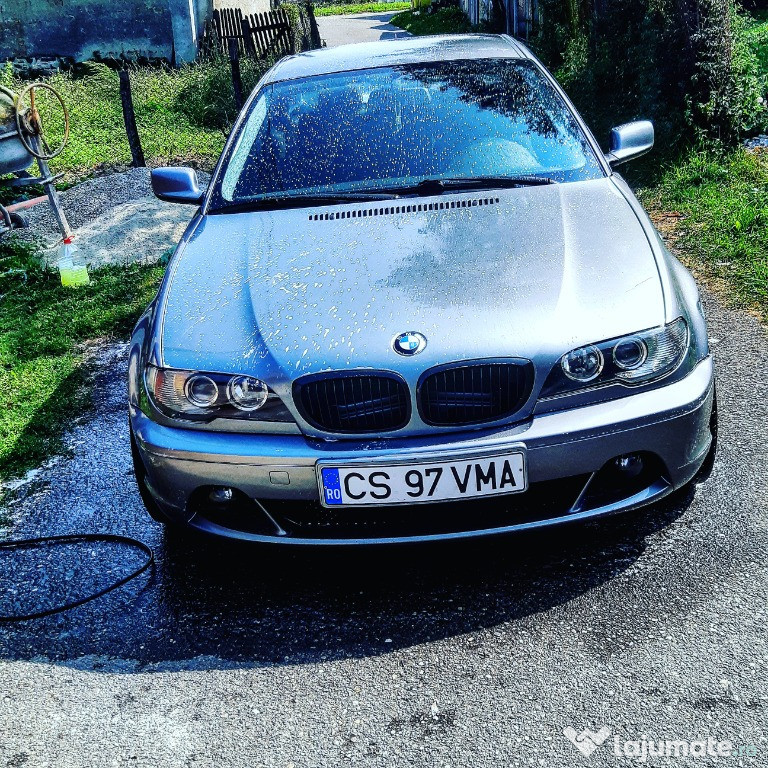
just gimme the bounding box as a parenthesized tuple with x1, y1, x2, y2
(209, 176, 555, 213)
(400, 176, 558, 196)
(209, 190, 401, 214)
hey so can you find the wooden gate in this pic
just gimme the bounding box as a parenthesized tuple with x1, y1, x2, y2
(203, 7, 295, 59)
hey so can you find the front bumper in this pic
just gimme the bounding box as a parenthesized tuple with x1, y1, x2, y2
(131, 357, 715, 544)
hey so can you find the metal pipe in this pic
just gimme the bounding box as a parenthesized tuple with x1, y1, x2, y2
(32, 136, 72, 241)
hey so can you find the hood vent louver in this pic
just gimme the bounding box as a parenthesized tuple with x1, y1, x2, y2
(308, 196, 501, 222)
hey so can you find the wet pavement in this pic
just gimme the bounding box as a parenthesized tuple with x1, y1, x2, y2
(0, 289, 766, 766)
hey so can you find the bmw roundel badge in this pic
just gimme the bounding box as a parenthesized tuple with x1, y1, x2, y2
(393, 331, 427, 356)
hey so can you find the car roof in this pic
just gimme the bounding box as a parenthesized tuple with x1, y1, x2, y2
(264, 34, 531, 83)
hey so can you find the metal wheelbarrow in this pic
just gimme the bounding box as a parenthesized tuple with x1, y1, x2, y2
(0, 82, 72, 239)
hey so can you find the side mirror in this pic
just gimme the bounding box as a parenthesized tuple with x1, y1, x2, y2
(605, 121, 654, 167)
(151, 167, 204, 205)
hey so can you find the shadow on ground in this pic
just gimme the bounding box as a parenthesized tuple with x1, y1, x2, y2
(0, 474, 695, 672)
(1, 337, 725, 674)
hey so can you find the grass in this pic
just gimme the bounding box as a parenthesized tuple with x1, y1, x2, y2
(0, 238, 164, 483)
(745, 10, 768, 76)
(390, 6, 472, 35)
(0, 59, 244, 187)
(641, 147, 768, 320)
(315, 2, 410, 16)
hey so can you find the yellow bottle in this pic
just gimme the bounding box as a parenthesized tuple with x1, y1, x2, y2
(58, 237, 90, 287)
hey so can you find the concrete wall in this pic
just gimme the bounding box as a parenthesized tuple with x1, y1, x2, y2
(0, 0, 213, 63)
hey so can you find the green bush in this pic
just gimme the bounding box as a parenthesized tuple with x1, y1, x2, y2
(744, 9, 768, 73)
(685, 1, 767, 141)
(534, 0, 768, 152)
(314, 2, 410, 16)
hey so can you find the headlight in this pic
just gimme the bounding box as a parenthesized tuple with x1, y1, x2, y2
(561, 345, 604, 382)
(612, 336, 647, 370)
(541, 318, 689, 398)
(227, 375, 269, 411)
(185, 374, 219, 408)
(145, 366, 293, 422)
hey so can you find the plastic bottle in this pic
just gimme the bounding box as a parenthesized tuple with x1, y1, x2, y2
(57, 237, 89, 287)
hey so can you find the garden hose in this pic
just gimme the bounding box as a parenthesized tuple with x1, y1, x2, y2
(0, 534, 154, 622)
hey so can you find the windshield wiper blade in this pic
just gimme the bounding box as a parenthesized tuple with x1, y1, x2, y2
(210, 191, 401, 214)
(402, 176, 558, 195)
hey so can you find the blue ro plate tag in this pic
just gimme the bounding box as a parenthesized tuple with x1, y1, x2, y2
(320, 468, 344, 505)
(318, 450, 527, 508)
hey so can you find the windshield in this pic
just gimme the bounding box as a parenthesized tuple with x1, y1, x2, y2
(210, 59, 604, 209)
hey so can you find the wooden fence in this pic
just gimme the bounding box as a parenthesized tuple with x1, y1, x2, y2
(203, 7, 295, 60)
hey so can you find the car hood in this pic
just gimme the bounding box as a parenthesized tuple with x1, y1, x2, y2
(160, 178, 664, 383)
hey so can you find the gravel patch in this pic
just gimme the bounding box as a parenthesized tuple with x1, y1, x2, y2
(16, 167, 210, 268)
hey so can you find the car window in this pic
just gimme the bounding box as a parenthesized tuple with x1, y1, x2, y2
(221, 94, 268, 201)
(213, 59, 604, 207)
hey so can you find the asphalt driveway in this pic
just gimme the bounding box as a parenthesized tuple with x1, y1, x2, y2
(0, 287, 766, 766)
(316, 12, 410, 47)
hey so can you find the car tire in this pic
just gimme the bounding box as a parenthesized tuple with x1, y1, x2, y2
(130, 426, 170, 524)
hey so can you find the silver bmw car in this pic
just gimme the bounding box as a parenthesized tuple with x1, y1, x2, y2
(129, 34, 716, 544)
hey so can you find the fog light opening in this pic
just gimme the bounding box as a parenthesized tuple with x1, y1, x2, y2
(613, 453, 644, 479)
(188, 487, 282, 536)
(209, 486, 235, 505)
(577, 452, 665, 512)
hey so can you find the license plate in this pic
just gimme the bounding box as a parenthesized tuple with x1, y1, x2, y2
(317, 451, 527, 507)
